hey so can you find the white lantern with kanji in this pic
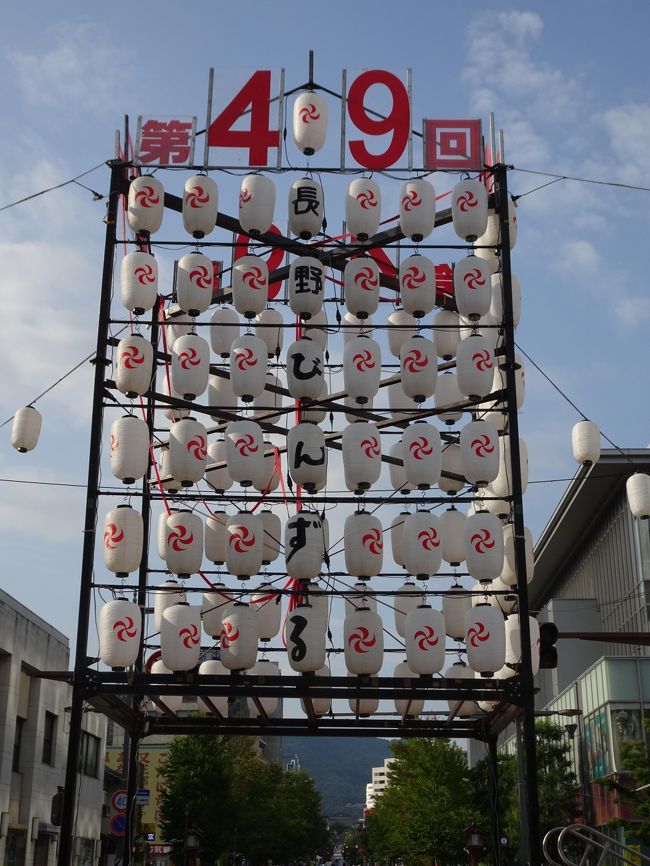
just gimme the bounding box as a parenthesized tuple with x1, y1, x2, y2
(289, 256, 324, 319)
(405, 605, 445, 675)
(346, 179, 381, 242)
(168, 418, 207, 485)
(443, 585, 473, 639)
(344, 336, 381, 405)
(435, 372, 464, 426)
(293, 91, 328, 154)
(176, 252, 213, 317)
(120, 251, 158, 315)
(342, 422, 382, 492)
(286, 338, 324, 400)
(286, 604, 327, 673)
(394, 581, 425, 637)
(344, 608, 384, 675)
(252, 582, 281, 639)
(127, 176, 164, 235)
(153, 579, 186, 632)
(225, 420, 264, 487)
(220, 603, 258, 671)
(403, 511, 442, 579)
(460, 420, 500, 486)
(501, 524, 534, 586)
(399, 255, 436, 318)
(204, 511, 228, 564)
(226, 513, 264, 579)
(451, 179, 488, 241)
(626, 473, 650, 519)
(454, 255, 491, 321)
(387, 309, 417, 357)
(400, 336, 437, 403)
(441, 507, 466, 566)
(260, 510, 282, 564)
(201, 584, 234, 638)
(465, 603, 506, 676)
(288, 422, 327, 494)
(115, 335, 153, 398)
(572, 421, 601, 466)
(229, 335, 267, 403)
(344, 511, 383, 579)
(393, 661, 425, 716)
(103, 506, 143, 576)
(465, 511, 504, 582)
(99, 599, 142, 669)
(288, 177, 324, 239)
(232, 255, 269, 319)
(183, 174, 218, 239)
(171, 334, 210, 400)
(161, 603, 201, 671)
(402, 423, 441, 489)
(344, 257, 380, 320)
(433, 309, 461, 360)
(10, 406, 42, 453)
(165, 511, 203, 576)
(210, 306, 240, 357)
(285, 511, 323, 580)
(399, 179, 436, 241)
(255, 308, 284, 358)
(456, 334, 494, 399)
(205, 440, 233, 494)
(439, 443, 465, 495)
(109, 415, 149, 484)
(446, 661, 479, 717)
(239, 174, 275, 236)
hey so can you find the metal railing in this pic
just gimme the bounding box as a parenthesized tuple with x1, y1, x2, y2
(543, 824, 650, 866)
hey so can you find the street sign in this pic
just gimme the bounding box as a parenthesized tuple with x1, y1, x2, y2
(111, 790, 128, 813)
(110, 813, 127, 837)
(136, 787, 150, 805)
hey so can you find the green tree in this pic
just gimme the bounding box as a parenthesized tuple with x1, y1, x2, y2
(598, 718, 650, 843)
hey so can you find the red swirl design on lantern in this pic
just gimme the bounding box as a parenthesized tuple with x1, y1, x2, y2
(167, 524, 194, 552)
(239, 188, 252, 206)
(352, 349, 375, 371)
(403, 348, 428, 372)
(179, 623, 200, 648)
(229, 525, 256, 552)
(471, 528, 495, 554)
(234, 434, 258, 456)
(103, 523, 124, 549)
(134, 264, 155, 285)
(179, 348, 200, 369)
(401, 189, 422, 211)
(186, 185, 209, 208)
(471, 435, 494, 457)
(243, 265, 265, 289)
(408, 436, 433, 460)
(134, 185, 159, 207)
(361, 436, 380, 459)
(401, 266, 426, 290)
(414, 625, 439, 650)
(299, 103, 320, 123)
(120, 346, 145, 368)
(354, 266, 379, 291)
(362, 528, 383, 555)
(348, 625, 377, 653)
(220, 620, 240, 647)
(189, 265, 212, 288)
(463, 268, 486, 290)
(235, 347, 257, 370)
(187, 435, 207, 461)
(472, 350, 493, 372)
(113, 616, 137, 642)
(356, 189, 377, 210)
(456, 190, 477, 212)
(418, 527, 440, 550)
(467, 620, 490, 647)
(109, 434, 119, 455)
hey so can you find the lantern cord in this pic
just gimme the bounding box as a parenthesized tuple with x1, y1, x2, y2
(512, 166, 650, 195)
(0, 161, 106, 213)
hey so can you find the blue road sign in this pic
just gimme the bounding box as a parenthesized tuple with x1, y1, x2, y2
(110, 813, 127, 837)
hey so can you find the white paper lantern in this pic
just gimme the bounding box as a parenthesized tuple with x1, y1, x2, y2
(165, 511, 203, 576)
(389, 442, 415, 494)
(400, 336, 437, 403)
(451, 179, 488, 241)
(225, 420, 264, 487)
(162, 303, 194, 348)
(346, 179, 381, 242)
(289, 256, 324, 319)
(439, 443, 465, 495)
(255, 308, 284, 357)
(127, 176, 163, 235)
(465, 512, 504, 582)
(490, 273, 521, 328)
(489, 436, 528, 499)
(345, 582, 377, 616)
(149, 659, 183, 713)
(456, 334, 494, 400)
(160, 373, 189, 422)
(153, 579, 186, 632)
(201, 583, 234, 637)
(11, 406, 42, 453)
(168, 418, 207, 485)
(387, 309, 417, 357)
(432, 309, 460, 361)
(403, 511, 442, 579)
(229, 335, 267, 403)
(400, 179, 436, 241)
(171, 334, 210, 400)
(120, 251, 158, 315)
(220, 603, 258, 671)
(446, 661, 479, 716)
(285, 511, 323, 580)
(501, 524, 534, 586)
(399, 255, 436, 318)
(441, 507, 467, 566)
(252, 581, 281, 639)
(473, 242, 499, 276)
(460, 420, 500, 486)
(391, 512, 409, 567)
(344, 258, 380, 319)
(303, 310, 329, 349)
(161, 603, 201, 671)
(401, 423, 441, 489)
(288, 177, 324, 239)
(476, 200, 517, 250)
(210, 306, 240, 357)
(349, 694, 379, 716)
(405, 605, 446, 675)
(388, 380, 415, 419)
(435, 372, 464, 426)
(505, 615, 540, 676)
(394, 581, 425, 637)
(288, 422, 327, 493)
(260, 510, 282, 564)
(476, 488, 511, 520)
(183, 174, 218, 238)
(344, 608, 384, 675)
(343, 312, 374, 346)
(198, 659, 229, 715)
(115, 335, 153, 398)
(342, 422, 382, 492)
(465, 603, 506, 676)
(286, 338, 324, 400)
(176, 252, 213, 316)
(462, 313, 501, 355)
(491, 352, 525, 411)
(487, 577, 518, 616)
(454, 255, 491, 321)
(344, 336, 381, 405)
(103, 506, 143, 576)
(393, 661, 425, 716)
(306, 580, 329, 631)
(157, 510, 170, 560)
(204, 511, 228, 564)
(205, 441, 233, 494)
(572, 420, 601, 466)
(626, 473, 650, 519)
(99, 599, 142, 669)
(443, 586, 473, 640)
(226, 513, 264, 578)
(300, 664, 332, 717)
(254, 446, 282, 494)
(286, 604, 327, 673)
(247, 660, 280, 716)
(208, 373, 237, 422)
(109, 415, 149, 484)
(293, 91, 328, 154)
(232, 255, 269, 318)
(344, 511, 383, 579)
(239, 174, 275, 236)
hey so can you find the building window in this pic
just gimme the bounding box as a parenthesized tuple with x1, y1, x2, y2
(42, 711, 57, 765)
(80, 732, 100, 778)
(13, 717, 24, 772)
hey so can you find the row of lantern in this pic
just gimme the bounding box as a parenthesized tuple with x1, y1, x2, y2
(128, 169, 517, 248)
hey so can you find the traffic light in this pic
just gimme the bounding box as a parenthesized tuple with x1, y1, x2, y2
(51, 786, 64, 826)
(539, 622, 559, 669)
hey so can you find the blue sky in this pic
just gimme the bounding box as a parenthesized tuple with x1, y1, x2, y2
(1, 1, 649, 665)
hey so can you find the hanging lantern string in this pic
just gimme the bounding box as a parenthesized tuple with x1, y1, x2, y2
(327, 572, 406, 648)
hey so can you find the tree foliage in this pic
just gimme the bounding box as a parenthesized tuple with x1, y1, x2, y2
(598, 718, 650, 843)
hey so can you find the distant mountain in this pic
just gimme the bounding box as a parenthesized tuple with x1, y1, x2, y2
(282, 736, 393, 819)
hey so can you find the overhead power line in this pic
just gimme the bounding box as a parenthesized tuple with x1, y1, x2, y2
(0, 161, 106, 213)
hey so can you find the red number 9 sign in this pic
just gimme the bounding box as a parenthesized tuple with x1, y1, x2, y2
(347, 70, 411, 169)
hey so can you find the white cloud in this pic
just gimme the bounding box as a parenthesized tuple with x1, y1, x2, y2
(600, 103, 650, 185)
(556, 239, 601, 276)
(614, 294, 650, 329)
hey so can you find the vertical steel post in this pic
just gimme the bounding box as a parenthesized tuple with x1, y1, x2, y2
(57, 161, 124, 866)
(488, 736, 501, 866)
(493, 163, 541, 866)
